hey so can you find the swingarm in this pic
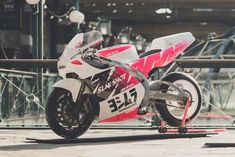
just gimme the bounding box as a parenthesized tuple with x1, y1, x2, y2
(147, 80, 189, 104)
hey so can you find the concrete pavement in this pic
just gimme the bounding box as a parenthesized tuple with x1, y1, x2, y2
(0, 129, 234, 157)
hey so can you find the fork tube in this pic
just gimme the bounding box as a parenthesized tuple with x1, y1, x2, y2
(77, 79, 86, 101)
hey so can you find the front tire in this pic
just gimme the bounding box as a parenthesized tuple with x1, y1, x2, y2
(153, 72, 202, 127)
(45, 88, 95, 139)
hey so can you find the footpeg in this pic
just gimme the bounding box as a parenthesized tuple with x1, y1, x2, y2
(137, 107, 147, 115)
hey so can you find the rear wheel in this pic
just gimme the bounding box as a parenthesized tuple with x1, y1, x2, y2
(45, 88, 95, 139)
(153, 72, 202, 127)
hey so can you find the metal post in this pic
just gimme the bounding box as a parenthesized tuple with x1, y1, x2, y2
(31, 3, 42, 110)
(38, 1, 44, 60)
(32, 5, 39, 60)
(75, 0, 80, 31)
(38, 0, 44, 106)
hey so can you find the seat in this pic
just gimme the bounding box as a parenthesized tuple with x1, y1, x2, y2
(139, 49, 161, 58)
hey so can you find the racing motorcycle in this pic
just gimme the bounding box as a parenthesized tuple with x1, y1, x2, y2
(45, 30, 202, 139)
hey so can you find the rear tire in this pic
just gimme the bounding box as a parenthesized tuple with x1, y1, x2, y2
(153, 72, 202, 127)
(46, 88, 95, 139)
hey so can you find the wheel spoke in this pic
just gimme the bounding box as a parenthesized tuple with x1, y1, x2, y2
(46, 89, 95, 138)
(54, 94, 92, 129)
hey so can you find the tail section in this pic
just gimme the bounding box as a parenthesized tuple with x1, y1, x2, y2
(131, 32, 195, 78)
(150, 32, 195, 51)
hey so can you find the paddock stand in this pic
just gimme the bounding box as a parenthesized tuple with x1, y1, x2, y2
(156, 99, 226, 134)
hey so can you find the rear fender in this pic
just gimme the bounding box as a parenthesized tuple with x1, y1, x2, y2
(53, 78, 87, 102)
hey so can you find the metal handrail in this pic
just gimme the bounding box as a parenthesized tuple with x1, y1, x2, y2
(0, 58, 235, 69)
(175, 59, 235, 68)
(181, 55, 235, 59)
(0, 59, 57, 69)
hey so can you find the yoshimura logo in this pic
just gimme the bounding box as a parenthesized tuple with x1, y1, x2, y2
(97, 73, 126, 93)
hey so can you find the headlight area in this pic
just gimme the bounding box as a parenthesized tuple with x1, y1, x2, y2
(66, 72, 79, 79)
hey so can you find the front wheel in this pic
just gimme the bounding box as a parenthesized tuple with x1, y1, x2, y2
(45, 88, 95, 139)
(154, 72, 202, 127)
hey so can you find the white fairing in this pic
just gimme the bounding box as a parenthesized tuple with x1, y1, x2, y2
(97, 83, 145, 121)
(58, 55, 106, 79)
(96, 45, 139, 64)
(58, 31, 105, 79)
(106, 45, 139, 64)
(150, 32, 195, 51)
(53, 79, 82, 102)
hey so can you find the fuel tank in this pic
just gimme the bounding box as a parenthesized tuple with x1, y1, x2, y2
(96, 44, 139, 64)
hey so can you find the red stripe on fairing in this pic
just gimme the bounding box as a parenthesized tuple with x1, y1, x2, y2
(96, 44, 132, 57)
(110, 66, 140, 96)
(99, 107, 138, 122)
(71, 59, 82, 65)
(131, 41, 190, 77)
(114, 66, 139, 86)
(99, 107, 153, 122)
(98, 66, 142, 122)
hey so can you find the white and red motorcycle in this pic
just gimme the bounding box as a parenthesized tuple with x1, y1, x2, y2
(46, 30, 202, 138)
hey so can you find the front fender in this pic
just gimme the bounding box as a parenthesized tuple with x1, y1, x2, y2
(53, 78, 82, 102)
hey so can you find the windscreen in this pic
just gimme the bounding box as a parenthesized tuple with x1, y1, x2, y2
(61, 30, 103, 59)
(80, 30, 103, 48)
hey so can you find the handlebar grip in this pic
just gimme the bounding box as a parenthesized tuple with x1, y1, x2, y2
(99, 56, 112, 62)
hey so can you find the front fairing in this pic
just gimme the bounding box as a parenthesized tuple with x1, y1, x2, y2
(60, 31, 103, 61)
(57, 31, 103, 78)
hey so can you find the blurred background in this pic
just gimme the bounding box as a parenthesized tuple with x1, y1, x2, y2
(0, 0, 235, 128)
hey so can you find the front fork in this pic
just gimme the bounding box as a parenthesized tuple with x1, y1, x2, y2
(76, 79, 86, 102)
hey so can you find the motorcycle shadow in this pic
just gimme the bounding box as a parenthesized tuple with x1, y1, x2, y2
(26, 132, 213, 144)
(0, 133, 214, 151)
